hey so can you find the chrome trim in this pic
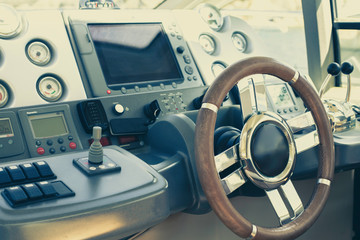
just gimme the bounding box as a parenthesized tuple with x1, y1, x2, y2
(201, 103, 218, 113)
(220, 168, 246, 195)
(266, 189, 292, 225)
(289, 71, 299, 85)
(215, 144, 240, 172)
(246, 225, 257, 240)
(280, 180, 304, 219)
(239, 111, 296, 190)
(317, 178, 331, 186)
(295, 130, 319, 154)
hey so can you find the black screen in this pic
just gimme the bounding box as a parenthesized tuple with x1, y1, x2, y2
(88, 23, 183, 87)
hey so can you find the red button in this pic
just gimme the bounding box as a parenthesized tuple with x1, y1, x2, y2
(106, 90, 111, 94)
(69, 142, 77, 149)
(37, 147, 45, 155)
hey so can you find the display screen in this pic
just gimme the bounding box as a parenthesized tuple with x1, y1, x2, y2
(0, 118, 13, 138)
(29, 112, 68, 138)
(267, 84, 295, 108)
(88, 23, 183, 87)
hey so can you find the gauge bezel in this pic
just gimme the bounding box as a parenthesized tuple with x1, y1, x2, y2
(231, 32, 248, 53)
(197, 3, 224, 32)
(25, 40, 52, 66)
(36, 75, 64, 102)
(199, 34, 216, 55)
(0, 4, 23, 39)
(0, 83, 9, 108)
(211, 61, 227, 77)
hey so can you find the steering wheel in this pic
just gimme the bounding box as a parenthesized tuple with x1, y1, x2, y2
(194, 57, 334, 240)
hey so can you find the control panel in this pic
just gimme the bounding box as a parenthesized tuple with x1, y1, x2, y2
(18, 105, 82, 157)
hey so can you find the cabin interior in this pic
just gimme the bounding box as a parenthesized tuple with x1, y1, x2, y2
(0, 0, 359, 239)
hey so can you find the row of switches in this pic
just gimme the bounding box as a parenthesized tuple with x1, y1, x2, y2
(0, 161, 55, 187)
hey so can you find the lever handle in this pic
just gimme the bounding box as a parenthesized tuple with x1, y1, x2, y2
(319, 62, 341, 99)
(341, 62, 353, 103)
(88, 126, 103, 164)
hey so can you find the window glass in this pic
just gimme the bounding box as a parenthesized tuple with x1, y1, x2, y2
(335, 0, 360, 20)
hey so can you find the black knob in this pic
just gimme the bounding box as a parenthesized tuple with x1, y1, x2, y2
(341, 62, 354, 75)
(176, 46, 185, 54)
(327, 62, 341, 76)
(193, 94, 204, 110)
(144, 100, 161, 121)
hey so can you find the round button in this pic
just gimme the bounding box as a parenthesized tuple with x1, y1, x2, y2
(69, 142, 77, 150)
(172, 82, 177, 88)
(160, 83, 165, 89)
(60, 146, 66, 152)
(8, 139, 13, 145)
(47, 140, 53, 146)
(185, 66, 194, 75)
(121, 87, 127, 94)
(176, 35, 183, 40)
(176, 46, 185, 54)
(114, 104, 125, 115)
(187, 76, 192, 81)
(134, 86, 140, 92)
(283, 109, 287, 114)
(294, 106, 298, 111)
(58, 138, 64, 144)
(289, 108, 293, 113)
(147, 85, 153, 91)
(68, 135, 73, 141)
(0, 144, 3, 149)
(37, 147, 45, 155)
(36, 140, 41, 146)
(49, 148, 56, 154)
(193, 76, 198, 81)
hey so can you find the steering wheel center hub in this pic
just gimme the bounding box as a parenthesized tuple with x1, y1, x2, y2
(239, 111, 296, 190)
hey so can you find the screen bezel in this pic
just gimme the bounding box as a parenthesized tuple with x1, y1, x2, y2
(0, 118, 14, 138)
(87, 23, 184, 89)
(28, 112, 69, 139)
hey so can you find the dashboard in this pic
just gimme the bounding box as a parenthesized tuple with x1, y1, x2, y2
(0, 3, 359, 240)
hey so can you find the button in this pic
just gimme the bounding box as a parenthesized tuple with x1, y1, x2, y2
(170, 32, 175, 37)
(187, 76, 192, 81)
(69, 142, 77, 150)
(35, 140, 41, 146)
(4, 186, 28, 205)
(121, 87, 127, 94)
(172, 82, 177, 88)
(283, 109, 287, 113)
(277, 109, 281, 114)
(177, 35, 183, 40)
(294, 106, 299, 111)
(36, 181, 57, 197)
(37, 147, 45, 155)
(147, 85, 153, 91)
(176, 46, 185, 54)
(60, 146, 66, 152)
(47, 140, 53, 146)
(183, 55, 191, 64)
(22, 184, 43, 200)
(8, 139, 13, 145)
(134, 86, 140, 92)
(49, 148, 56, 154)
(57, 138, 64, 144)
(184, 66, 194, 75)
(160, 83, 165, 89)
(193, 76, 198, 81)
(68, 135, 73, 141)
(0, 167, 11, 184)
(20, 163, 40, 180)
(114, 104, 125, 114)
(34, 161, 54, 178)
(6, 166, 26, 182)
(289, 108, 293, 112)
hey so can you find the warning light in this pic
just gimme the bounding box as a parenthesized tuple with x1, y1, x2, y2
(106, 90, 111, 94)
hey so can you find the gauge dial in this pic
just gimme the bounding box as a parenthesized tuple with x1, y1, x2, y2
(0, 83, 9, 107)
(198, 4, 224, 31)
(26, 41, 52, 66)
(37, 76, 63, 102)
(211, 62, 227, 77)
(199, 34, 216, 55)
(232, 32, 248, 53)
(0, 4, 23, 39)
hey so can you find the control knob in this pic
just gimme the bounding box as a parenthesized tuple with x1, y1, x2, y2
(144, 100, 161, 123)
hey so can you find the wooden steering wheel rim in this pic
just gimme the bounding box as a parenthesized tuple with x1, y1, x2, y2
(194, 57, 335, 240)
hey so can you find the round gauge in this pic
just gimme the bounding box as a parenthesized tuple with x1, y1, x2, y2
(232, 32, 248, 53)
(26, 41, 52, 66)
(0, 4, 23, 39)
(37, 76, 63, 102)
(199, 34, 216, 55)
(211, 62, 227, 77)
(197, 4, 224, 31)
(0, 83, 9, 107)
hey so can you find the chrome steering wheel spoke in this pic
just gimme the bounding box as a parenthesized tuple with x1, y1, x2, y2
(215, 144, 247, 195)
(265, 180, 304, 225)
(294, 130, 319, 154)
(286, 112, 315, 133)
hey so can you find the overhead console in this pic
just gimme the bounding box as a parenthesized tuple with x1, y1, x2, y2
(65, 10, 203, 97)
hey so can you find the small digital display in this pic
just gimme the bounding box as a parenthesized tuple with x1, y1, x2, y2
(0, 118, 14, 138)
(267, 84, 295, 108)
(88, 23, 183, 87)
(29, 112, 68, 138)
